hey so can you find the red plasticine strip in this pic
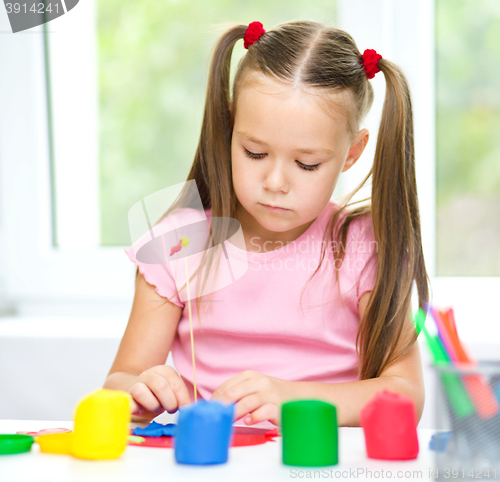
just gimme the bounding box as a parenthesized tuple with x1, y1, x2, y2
(433, 307, 499, 419)
(127, 426, 279, 448)
(16, 428, 72, 436)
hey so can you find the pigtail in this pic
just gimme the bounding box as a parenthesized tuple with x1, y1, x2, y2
(184, 25, 248, 321)
(186, 24, 246, 218)
(357, 59, 429, 380)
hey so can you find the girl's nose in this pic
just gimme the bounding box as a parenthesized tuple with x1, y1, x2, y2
(263, 160, 289, 193)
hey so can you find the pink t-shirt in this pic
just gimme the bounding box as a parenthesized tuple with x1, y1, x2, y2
(124, 200, 377, 405)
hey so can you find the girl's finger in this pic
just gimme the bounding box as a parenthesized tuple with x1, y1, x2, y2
(244, 403, 280, 426)
(151, 366, 192, 407)
(233, 391, 278, 421)
(211, 371, 255, 402)
(164, 371, 192, 407)
(130, 399, 141, 414)
(218, 376, 273, 410)
(147, 373, 179, 413)
(130, 381, 162, 413)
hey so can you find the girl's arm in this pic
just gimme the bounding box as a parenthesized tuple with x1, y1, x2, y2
(284, 291, 425, 426)
(103, 272, 191, 423)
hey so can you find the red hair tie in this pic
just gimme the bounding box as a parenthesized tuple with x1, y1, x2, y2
(362, 49, 382, 79)
(244, 21, 266, 49)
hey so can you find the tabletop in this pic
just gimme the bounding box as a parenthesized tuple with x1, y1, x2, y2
(0, 420, 437, 482)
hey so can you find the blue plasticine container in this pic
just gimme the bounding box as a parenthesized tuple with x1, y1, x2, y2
(174, 399, 235, 465)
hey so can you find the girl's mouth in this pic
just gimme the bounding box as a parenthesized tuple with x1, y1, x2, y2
(261, 203, 290, 212)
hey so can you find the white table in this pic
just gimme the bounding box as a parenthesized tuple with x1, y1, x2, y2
(0, 420, 437, 481)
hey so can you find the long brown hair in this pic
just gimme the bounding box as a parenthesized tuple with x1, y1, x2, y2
(135, 20, 429, 380)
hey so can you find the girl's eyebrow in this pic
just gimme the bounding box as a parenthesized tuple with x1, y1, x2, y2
(237, 131, 334, 156)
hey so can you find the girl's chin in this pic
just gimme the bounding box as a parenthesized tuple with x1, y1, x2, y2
(255, 216, 295, 233)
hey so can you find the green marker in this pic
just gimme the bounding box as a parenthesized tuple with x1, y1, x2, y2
(413, 308, 474, 418)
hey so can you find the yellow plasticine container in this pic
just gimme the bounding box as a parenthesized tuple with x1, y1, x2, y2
(71, 388, 131, 460)
(37, 432, 73, 454)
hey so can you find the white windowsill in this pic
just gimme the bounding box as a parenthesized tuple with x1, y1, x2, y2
(0, 316, 127, 339)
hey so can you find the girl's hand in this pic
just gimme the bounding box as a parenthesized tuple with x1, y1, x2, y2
(129, 365, 191, 419)
(210, 370, 292, 426)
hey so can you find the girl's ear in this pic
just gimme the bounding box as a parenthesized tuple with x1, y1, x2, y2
(342, 128, 369, 172)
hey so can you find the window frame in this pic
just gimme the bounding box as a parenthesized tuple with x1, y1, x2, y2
(0, 0, 133, 317)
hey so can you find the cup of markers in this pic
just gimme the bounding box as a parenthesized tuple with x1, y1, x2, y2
(432, 362, 500, 477)
(414, 307, 500, 479)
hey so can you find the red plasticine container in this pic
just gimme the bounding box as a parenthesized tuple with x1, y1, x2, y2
(360, 389, 419, 460)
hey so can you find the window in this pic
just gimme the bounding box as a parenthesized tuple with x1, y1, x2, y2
(1, 0, 498, 340)
(436, 0, 500, 276)
(0, 0, 338, 316)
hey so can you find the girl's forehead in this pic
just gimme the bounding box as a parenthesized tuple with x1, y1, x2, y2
(234, 73, 353, 142)
(238, 71, 320, 99)
(238, 70, 351, 99)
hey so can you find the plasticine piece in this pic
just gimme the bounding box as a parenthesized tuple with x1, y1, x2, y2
(128, 432, 173, 448)
(174, 399, 234, 465)
(132, 421, 176, 437)
(232, 426, 279, 446)
(429, 431, 451, 452)
(360, 389, 419, 460)
(72, 388, 131, 460)
(127, 426, 279, 448)
(127, 435, 146, 444)
(282, 399, 338, 467)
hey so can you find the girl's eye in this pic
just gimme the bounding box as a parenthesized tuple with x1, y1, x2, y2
(243, 147, 321, 172)
(298, 162, 321, 172)
(243, 147, 266, 160)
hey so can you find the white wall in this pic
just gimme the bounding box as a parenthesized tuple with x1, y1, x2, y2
(0, 317, 176, 421)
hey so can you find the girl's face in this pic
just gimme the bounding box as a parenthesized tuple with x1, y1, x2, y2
(230, 72, 367, 247)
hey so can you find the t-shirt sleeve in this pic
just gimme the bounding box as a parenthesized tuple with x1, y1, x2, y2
(124, 226, 185, 309)
(346, 214, 378, 305)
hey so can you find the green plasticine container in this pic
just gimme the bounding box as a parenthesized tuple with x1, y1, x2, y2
(0, 434, 35, 455)
(282, 400, 338, 467)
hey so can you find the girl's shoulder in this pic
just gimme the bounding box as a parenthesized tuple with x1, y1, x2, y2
(328, 201, 375, 241)
(348, 210, 374, 240)
(153, 206, 210, 233)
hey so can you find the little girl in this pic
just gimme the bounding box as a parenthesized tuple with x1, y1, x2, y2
(104, 20, 429, 427)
